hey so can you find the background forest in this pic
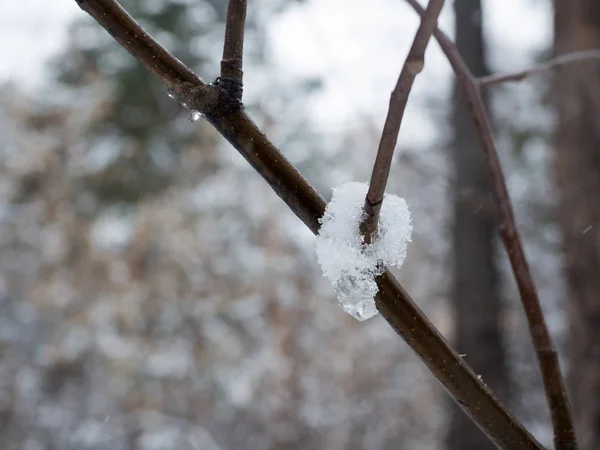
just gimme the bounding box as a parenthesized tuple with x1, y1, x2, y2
(0, 0, 598, 449)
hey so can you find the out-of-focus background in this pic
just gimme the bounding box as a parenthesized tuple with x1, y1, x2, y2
(1, 0, 599, 449)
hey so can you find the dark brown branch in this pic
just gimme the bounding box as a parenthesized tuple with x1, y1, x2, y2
(210, 110, 543, 450)
(405, 1, 578, 448)
(73, 0, 202, 88)
(361, 0, 444, 243)
(479, 49, 600, 87)
(75, 1, 545, 448)
(221, 0, 247, 83)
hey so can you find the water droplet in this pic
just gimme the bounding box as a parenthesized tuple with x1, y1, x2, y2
(189, 110, 203, 122)
(167, 89, 188, 108)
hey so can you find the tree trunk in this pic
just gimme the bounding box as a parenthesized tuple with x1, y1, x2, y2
(553, 2, 600, 448)
(446, 1, 509, 449)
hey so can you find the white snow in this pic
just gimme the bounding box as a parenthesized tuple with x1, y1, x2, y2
(315, 182, 412, 321)
(90, 211, 134, 251)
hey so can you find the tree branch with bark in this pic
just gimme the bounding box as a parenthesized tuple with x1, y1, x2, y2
(221, 0, 247, 83)
(478, 49, 600, 87)
(71, 0, 581, 448)
(360, 0, 444, 243)
(405, 1, 577, 448)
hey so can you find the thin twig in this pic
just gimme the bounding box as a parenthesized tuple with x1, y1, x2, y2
(478, 49, 600, 87)
(221, 0, 247, 83)
(75, 1, 545, 448)
(405, 1, 578, 448)
(361, 0, 444, 243)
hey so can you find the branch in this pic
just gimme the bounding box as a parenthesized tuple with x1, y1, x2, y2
(361, 0, 444, 243)
(478, 49, 600, 87)
(75, 1, 545, 448)
(221, 0, 247, 83)
(73, 0, 202, 88)
(211, 114, 543, 450)
(405, 1, 578, 448)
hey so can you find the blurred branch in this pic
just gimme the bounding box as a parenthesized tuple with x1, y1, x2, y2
(75, 1, 544, 448)
(479, 49, 600, 87)
(405, 1, 578, 448)
(221, 0, 247, 84)
(361, 0, 444, 243)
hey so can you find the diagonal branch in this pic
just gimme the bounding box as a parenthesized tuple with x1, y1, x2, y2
(74, 1, 544, 448)
(221, 0, 247, 83)
(478, 49, 600, 87)
(361, 0, 444, 243)
(405, 1, 578, 448)
(73, 0, 202, 88)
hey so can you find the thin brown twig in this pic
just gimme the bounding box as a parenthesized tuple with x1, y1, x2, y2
(221, 0, 247, 83)
(74, 1, 545, 448)
(405, 1, 578, 448)
(361, 0, 444, 243)
(478, 49, 600, 87)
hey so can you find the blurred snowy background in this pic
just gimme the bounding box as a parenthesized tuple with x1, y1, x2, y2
(0, 0, 577, 449)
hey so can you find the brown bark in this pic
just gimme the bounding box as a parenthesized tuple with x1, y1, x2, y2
(446, 1, 508, 449)
(361, 0, 444, 243)
(553, 1, 600, 449)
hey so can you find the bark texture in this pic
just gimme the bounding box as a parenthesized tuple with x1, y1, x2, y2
(554, 2, 600, 448)
(447, 1, 509, 449)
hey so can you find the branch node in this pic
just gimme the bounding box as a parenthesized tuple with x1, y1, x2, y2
(220, 59, 243, 82)
(407, 58, 425, 75)
(214, 76, 244, 108)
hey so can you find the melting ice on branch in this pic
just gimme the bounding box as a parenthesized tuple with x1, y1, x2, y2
(315, 182, 412, 321)
(167, 88, 204, 122)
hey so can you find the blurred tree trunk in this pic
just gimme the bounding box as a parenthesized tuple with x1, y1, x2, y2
(446, 1, 509, 449)
(553, 2, 600, 448)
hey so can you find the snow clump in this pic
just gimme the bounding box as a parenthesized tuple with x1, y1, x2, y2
(315, 182, 412, 321)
